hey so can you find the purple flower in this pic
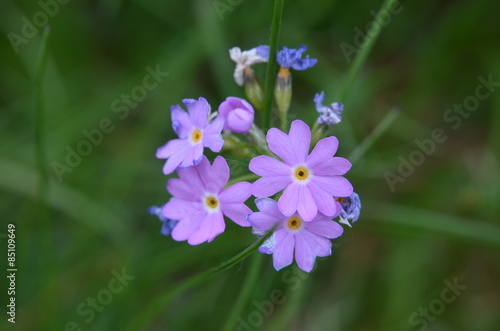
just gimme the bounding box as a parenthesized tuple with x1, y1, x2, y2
(218, 97, 255, 134)
(248, 198, 344, 272)
(162, 156, 252, 245)
(314, 91, 343, 125)
(148, 205, 178, 236)
(276, 45, 317, 71)
(337, 192, 361, 227)
(249, 120, 353, 222)
(156, 97, 225, 175)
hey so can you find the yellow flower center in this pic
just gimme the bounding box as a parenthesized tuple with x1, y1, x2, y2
(294, 166, 309, 181)
(335, 197, 344, 203)
(287, 216, 302, 230)
(205, 195, 219, 210)
(191, 129, 202, 143)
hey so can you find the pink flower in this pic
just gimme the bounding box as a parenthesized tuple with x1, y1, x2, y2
(248, 198, 343, 272)
(162, 156, 252, 245)
(249, 120, 353, 222)
(156, 97, 225, 175)
(218, 97, 255, 134)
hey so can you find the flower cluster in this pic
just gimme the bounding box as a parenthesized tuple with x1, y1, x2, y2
(150, 44, 361, 272)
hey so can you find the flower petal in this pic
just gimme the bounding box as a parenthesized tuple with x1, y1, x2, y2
(249, 155, 290, 177)
(255, 198, 285, 220)
(219, 181, 251, 203)
(310, 157, 352, 176)
(297, 185, 317, 222)
(203, 115, 225, 152)
(278, 183, 300, 217)
(266, 127, 296, 165)
(272, 229, 295, 271)
(221, 202, 252, 227)
(167, 178, 199, 201)
(251, 176, 290, 198)
(157, 139, 191, 175)
(162, 198, 193, 220)
(171, 105, 192, 138)
(248, 199, 284, 230)
(184, 97, 210, 128)
(187, 212, 226, 245)
(307, 181, 338, 217)
(306, 136, 339, 169)
(311, 176, 353, 197)
(288, 120, 311, 163)
(304, 220, 343, 239)
(294, 230, 331, 272)
(199, 155, 229, 193)
(171, 209, 205, 241)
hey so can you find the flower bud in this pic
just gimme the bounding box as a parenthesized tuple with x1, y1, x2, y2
(274, 67, 292, 126)
(218, 97, 255, 134)
(243, 67, 265, 111)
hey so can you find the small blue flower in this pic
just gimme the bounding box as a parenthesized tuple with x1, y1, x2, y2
(148, 206, 178, 236)
(314, 91, 343, 125)
(337, 193, 361, 227)
(277, 45, 317, 70)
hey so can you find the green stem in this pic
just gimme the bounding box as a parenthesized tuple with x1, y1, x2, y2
(127, 227, 276, 331)
(221, 253, 263, 331)
(262, 0, 285, 130)
(337, 0, 398, 103)
(348, 108, 400, 164)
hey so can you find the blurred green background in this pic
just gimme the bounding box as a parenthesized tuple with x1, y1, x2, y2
(1, 0, 499, 330)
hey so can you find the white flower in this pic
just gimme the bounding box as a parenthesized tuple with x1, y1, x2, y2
(229, 46, 269, 86)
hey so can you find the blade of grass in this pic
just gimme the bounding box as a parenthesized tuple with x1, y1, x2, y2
(34, 25, 58, 329)
(263, 0, 285, 130)
(127, 226, 277, 331)
(348, 107, 400, 164)
(337, 0, 399, 103)
(365, 201, 500, 248)
(221, 253, 264, 331)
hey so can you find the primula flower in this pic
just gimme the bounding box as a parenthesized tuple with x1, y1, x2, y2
(156, 97, 225, 175)
(218, 97, 255, 134)
(229, 45, 270, 86)
(249, 120, 353, 222)
(248, 198, 344, 272)
(314, 91, 343, 126)
(148, 206, 178, 236)
(337, 192, 361, 227)
(276, 45, 317, 71)
(162, 156, 252, 245)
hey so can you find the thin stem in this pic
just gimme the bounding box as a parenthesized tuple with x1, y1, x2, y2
(221, 253, 264, 331)
(127, 227, 277, 331)
(262, 0, 285, 130)
(337, 0, 398, 103)
(348, 108, 400, 164)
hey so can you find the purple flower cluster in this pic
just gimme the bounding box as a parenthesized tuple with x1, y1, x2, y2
(150, 43, 361, 273)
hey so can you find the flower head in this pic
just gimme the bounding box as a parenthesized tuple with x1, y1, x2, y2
(148, 205, 178, 236)
(229, 46, 270, 86)
(277, 45, 317, 70)
(162, 156, 252, 245)
(218, 97, 255, 133)
(314, 91, 343, 125)
(249, 120, 353, 222)
(337, 192, 361, 227)
(249, 198, 343, 272)
(156, 97, 225, 175)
